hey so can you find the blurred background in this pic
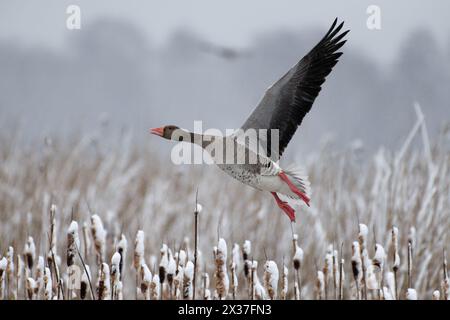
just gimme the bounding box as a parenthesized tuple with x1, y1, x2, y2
(0, 0, 449, 156)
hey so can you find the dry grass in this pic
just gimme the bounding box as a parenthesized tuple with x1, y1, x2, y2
(0, 115, 449, 300)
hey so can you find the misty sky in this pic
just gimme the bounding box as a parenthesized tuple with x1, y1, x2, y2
(0, 1, 449, 156)
(1, 0, 450, 66)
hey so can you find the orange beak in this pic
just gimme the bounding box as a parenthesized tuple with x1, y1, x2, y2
(150, 127, 164, 137)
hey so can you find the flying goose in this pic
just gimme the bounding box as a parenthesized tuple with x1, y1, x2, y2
(151, 19, 348, 222)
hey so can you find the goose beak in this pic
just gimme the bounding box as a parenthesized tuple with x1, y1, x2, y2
(150, 127, 164, 137)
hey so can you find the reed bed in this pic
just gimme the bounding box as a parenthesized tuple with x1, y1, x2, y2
(0, 112, 449, 300)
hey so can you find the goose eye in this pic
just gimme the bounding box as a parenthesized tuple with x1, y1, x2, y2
(179, 136, 184, 141)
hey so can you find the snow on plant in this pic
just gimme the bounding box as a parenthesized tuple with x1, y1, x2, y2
(264, 260, 279, 300)
(91, 215, 107, 265)
(67, 221, 80, 267)
(214, 238, 229, 299)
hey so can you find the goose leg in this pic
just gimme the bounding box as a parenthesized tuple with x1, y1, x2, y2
(271, 192, 296, 222)
(278, 172, 310, 206)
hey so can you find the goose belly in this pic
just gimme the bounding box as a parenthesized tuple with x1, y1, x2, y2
(216, 164, 261, 189)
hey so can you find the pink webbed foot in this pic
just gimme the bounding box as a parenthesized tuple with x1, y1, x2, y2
(278, 172, 310, 206)
(271, 192, 296, 222)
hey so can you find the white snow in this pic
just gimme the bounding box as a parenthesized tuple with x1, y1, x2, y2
(184, 261, 194, 279)
(293, 246, 304, 264)
(373, 244, 386, 267)
(118, 234, 127, 251)
(406, 288, 417, 300)
(359, 224, 368, 243)
(178, 250, 187, 267)
(196, 203, 203, 213)
(0, 257, 7, 270)
(91, 215, 106, 240)
(217, 238, 227, 260)
(134, 230, 145, 267)
(264, 260, 279, 298)
(68, 220, 80, 248)
(167, 256, 176, 275)
(232, 243, 240, 268)
(142, 264, 152, 283)
(111, 252, 121, 267)
(432, 290, 440, 300)
(81, 265, 91, 283)
(243, 240, 251, 255)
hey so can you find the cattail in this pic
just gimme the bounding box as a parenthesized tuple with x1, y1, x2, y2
(80, 265, 91, 300)
(351, 241, 362, 299)
(202, 273, 211, 300)
(115, 281, 123, 300)
(97, 263, 111, 300)
(26, 277, 37, 300)
(24, 236, 36, 272)
(140, 263, 152, 300)
(385, 271, 396, 300)
(263, 260, 279, 300)
(252, 261, 266, 300)
(332, 249, 338, 299)
(358, 224, 369, 299)
(406, 288, 417, 300)
(339, 257, 345, 300)
(242, 240, 251, 278)
(442, 252, 449, 300)
(280, 263, 288, 300)
(178, 250, 187, 268)
(0, 257, 6, 299)
(373, 243, 385, 298)
(167, 252, 176, 297)
(43, 267, 52, 300)
(230, 243, 240, 299)
(159, 244, 169, 298)
(15, 255, 23, 300)
(47, 205, 57, 264)
(391, 226, 400, 300)
(323, 247, 333, 299)
(432, 290, 440, 300)
(117, 234, 127, 281)
(111, 252, 121, 299)
(407, 227, 415, 291)
(5, 246, 15, 299)
(315, 270, 325, 300)
(150, 274, 160, 300)
(294, 281, 300, 300)
(67, 221, 80, 267)
(373, 244, 385, 270)
(292, 234, 304, 299)
(366, 264, 378, 291)
(36, 256, 45, 298)
(174, 263, 183, 300)
(214, 238, 229, 299)
(382, 286, 394, 300)
(134, 230, 145, 298)
(91, 214, 107, 265)
(183, 261, 194, 299)
(134, 230, 145, 269)
(242, 240, 252, 298)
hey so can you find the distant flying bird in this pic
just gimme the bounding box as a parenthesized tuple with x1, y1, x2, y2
(151, 19, 348, 222)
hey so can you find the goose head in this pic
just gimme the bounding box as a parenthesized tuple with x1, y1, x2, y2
(150, 125, 192, 142)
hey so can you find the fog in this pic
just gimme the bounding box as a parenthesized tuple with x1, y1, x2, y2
(1, 1, 450, 157)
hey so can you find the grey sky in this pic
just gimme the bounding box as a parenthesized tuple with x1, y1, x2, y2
(1, 0, 449, 66)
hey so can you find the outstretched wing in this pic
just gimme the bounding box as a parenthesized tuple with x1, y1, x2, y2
(240, 18, 349, 160)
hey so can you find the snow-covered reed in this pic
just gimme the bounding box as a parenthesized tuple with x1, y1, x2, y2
(0, 117, 448, 299)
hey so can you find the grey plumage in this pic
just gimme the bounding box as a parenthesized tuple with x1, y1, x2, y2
(240, 18, 349, 160)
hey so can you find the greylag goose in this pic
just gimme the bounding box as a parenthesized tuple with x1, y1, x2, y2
(151, 18, 348, 222)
